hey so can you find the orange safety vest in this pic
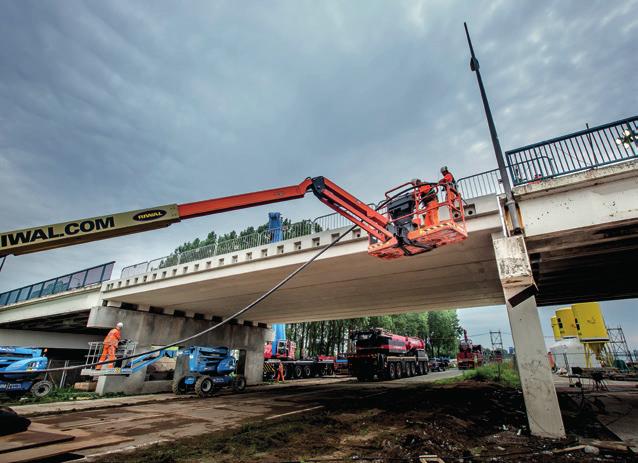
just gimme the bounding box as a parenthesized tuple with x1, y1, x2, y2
(104, 328, 121, 346)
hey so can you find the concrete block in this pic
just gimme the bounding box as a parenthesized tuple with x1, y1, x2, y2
(96, 369, 147, 395)
(73, 381, 97, 392)
(493, 235, 534, 287)
(141, 380, 172, 394)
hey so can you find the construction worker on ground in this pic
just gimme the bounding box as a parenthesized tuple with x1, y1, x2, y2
(275, 361, 285, 383)
(97, 322, 123, 369)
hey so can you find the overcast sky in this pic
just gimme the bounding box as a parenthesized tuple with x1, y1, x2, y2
(1, 1, 636, 347)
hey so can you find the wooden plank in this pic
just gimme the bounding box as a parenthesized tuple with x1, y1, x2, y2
(0, 430, 74, 454)
(3, 433, 132, 463)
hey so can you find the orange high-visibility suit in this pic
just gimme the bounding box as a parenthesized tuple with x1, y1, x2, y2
(416, 184, 440, 227)
(97, 328, 121, 369)
(275, 362, 285, 383)
(439, 170, 458, 205)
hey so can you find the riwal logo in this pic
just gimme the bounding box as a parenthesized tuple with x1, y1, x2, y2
(132, 210, 167, 222)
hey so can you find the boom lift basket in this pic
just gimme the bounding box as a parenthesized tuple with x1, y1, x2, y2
(368, 182, 467, 260)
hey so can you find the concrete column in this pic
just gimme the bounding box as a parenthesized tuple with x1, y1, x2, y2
(493, 235, 566, 439)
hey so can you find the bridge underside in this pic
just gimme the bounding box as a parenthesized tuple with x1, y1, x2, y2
(529, 219, 638, 305)
(101, 229, 503, 324)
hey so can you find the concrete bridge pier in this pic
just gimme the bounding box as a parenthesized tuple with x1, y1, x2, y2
(88, 306, 269, 395)
(493, 235, 566, 439)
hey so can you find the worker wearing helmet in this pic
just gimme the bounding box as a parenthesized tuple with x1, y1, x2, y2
(439, 166, 459, 206)
(97, 322, 123, 369)
(415, 182, 440, 227)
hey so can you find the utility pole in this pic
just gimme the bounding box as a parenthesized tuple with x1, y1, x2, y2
(490, 330, 504, 380)
(464, 23, 522, 234)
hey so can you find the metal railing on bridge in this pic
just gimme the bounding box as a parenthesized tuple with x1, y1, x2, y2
(505, 115, 638, 185)
(0, 262, 115, 307)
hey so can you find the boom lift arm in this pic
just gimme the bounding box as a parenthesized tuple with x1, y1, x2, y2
(0, 172, 466, 260)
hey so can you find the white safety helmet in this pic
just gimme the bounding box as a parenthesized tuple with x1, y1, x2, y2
(116, 322, 124, 329)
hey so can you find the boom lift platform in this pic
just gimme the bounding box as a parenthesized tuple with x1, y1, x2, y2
(0, 169, 466, 260)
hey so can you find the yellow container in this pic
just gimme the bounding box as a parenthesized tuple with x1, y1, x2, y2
(572, 302, 608, 342)
(550, 316, 561, 341)
(556, 307, 578, 338)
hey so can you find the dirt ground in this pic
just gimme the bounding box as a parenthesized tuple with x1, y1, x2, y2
(93, 379, 636, 463)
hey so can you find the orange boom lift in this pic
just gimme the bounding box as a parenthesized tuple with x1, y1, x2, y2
(0, 169, 467, 260)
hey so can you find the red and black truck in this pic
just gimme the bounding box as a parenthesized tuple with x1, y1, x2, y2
(456, 330, 483, 370)
(348, 328, 429, 381)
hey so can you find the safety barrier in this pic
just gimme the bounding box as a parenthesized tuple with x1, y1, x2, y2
(505, 115, 638, 185)
(0, 262, 114, 307)
(455, 168, 503, 198)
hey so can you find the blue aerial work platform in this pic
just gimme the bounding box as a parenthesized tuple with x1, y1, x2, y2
(0, 346, 54, 398)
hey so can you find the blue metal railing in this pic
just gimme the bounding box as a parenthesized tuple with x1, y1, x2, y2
(505, 115, 638, 185)
(0, 262, 115, 307)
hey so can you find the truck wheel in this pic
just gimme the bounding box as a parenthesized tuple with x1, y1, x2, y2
(195, 375, 215, 397)
(387, 363, 396, 380)
(232, 376, 247, 393)
(303, 365, 312, 378)
(172, 376, 189, 394)
(30, 380, 53, 398)
(294, 365, 303, 379)
(327, 365, 334, 376)
(395, 363, 402, 379)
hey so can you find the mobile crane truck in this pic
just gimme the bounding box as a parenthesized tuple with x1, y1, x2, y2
(348, 328, 429, 381)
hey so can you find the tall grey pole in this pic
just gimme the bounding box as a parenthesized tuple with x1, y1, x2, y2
(464, 23, 522, 233)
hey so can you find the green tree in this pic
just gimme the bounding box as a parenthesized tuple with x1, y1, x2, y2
(427, 310, 462, 357)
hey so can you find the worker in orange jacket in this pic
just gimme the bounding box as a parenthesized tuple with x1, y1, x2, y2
(439, 166, 458, 205)
(275, 362, 285, 383)
(414, 167, 458, 228)
(415, 182, 440, 227)
(97, 322, 123, 369)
